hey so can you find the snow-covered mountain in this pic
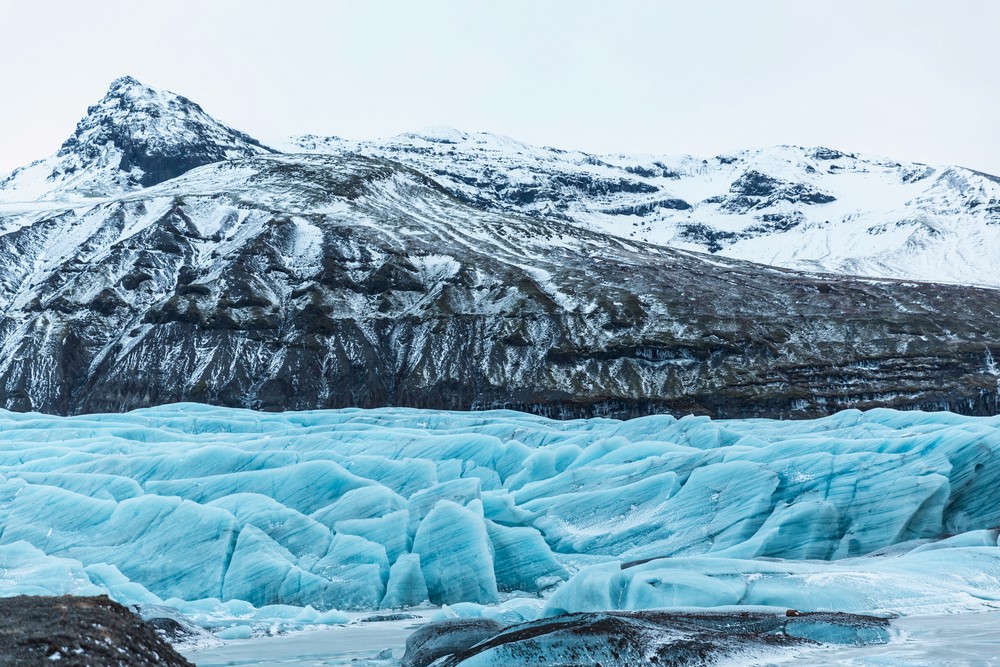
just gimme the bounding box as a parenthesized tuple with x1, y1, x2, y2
(0, 78, 998, 417)
(286, 130, 1000, 288)
(0, 76, 271, 201)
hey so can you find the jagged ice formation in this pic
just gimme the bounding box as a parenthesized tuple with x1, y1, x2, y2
(0, 404, 999, 627)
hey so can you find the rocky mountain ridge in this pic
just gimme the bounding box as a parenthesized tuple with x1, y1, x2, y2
(0, 78, 997, 417)
(286, 129, 1000, 288)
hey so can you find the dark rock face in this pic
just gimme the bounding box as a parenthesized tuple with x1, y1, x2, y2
(0, 595, 193, 667)
(402, 618, 506, 667)
(603, 197, 692, 217)
(678, 214, 806, 252)
(417, 610, 891, 666)
(676, 222, 738, 252)
(731, 170, 785, 197)
(722, 169, 836, 213)
(0, 154, 998, 419)
(437, 166, 661, 221)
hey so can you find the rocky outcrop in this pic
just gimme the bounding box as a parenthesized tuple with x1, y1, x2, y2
(407, 610, 891, 667)
(0, 595, 193, 667)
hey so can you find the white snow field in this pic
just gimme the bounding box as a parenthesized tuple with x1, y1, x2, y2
(286, 131, 1000, 288)
(2, 403, 1000, 662)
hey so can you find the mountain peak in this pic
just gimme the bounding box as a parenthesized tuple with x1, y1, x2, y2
(108, 74, 143, 90)
(0, 77, 271, 201)
(58, 77, 271, 187)
(97, 75, 206, 114)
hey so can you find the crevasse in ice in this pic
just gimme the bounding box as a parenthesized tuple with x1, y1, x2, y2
(0, 404, 998, 622)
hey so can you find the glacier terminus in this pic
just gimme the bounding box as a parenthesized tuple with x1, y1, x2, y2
(0, 404, 998, 664)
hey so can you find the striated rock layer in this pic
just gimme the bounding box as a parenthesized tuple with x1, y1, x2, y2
(0, 151, 997, 418)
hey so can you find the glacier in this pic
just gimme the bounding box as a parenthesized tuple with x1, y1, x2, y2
(0, 403, 999, 633)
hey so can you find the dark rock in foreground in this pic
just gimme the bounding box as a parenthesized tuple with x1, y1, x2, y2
(0, 595, 193, 667)
(402, 618, 506, 667)
(403, 610, 892, 667)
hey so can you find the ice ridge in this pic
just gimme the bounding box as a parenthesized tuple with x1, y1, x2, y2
(0, 404, 998, 625)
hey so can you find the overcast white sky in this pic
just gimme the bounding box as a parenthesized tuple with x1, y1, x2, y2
(2, 0, 999, 175)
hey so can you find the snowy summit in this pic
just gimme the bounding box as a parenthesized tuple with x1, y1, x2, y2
(0, 76, 270, 201)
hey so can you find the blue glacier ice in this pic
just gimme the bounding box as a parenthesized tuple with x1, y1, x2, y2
(335, 510, 410, 564)
(485, 519, 567, 592)
(381, 553, 429, 609)
(544, 546, 1000, 617)
(412, 500, 498, 605)
(0, 404, 998, 628)
(222, 524, 339, 608)
(0, 541, 105, 597)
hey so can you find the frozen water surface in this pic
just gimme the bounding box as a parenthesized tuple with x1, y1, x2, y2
(182, 612, 432, 666)
(773, 612, 1000, 666)
(181, 612, 1000, 666)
